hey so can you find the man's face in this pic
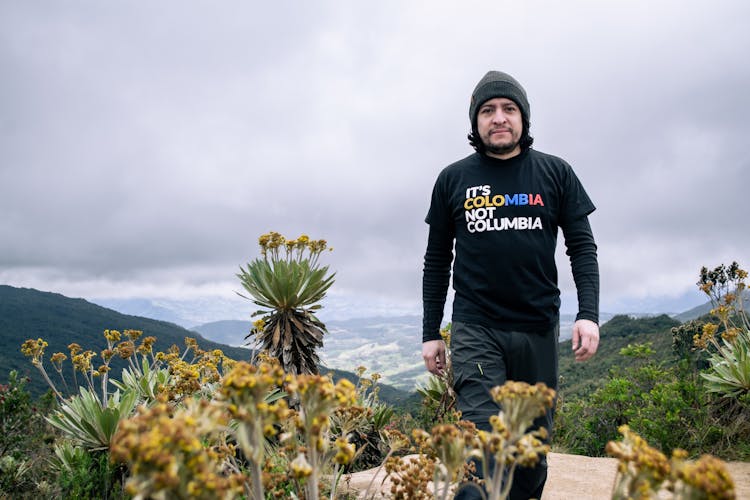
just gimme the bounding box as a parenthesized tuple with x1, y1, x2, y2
(476, 97, 523, 159)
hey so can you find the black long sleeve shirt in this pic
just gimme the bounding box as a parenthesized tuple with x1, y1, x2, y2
(422, 149, 599, 342)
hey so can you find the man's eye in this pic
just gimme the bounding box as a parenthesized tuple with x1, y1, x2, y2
(480, 108, 493, 114)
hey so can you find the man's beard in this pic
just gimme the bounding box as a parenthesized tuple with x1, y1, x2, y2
(482, 137, 520, 155)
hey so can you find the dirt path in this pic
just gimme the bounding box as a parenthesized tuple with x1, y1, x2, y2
(341, 452, 750, 499)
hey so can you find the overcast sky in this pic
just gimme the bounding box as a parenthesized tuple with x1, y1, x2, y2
(2, 1, 749, 323)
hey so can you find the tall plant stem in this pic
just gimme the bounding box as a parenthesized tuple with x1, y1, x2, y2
(249, 460, 263, 500)
(307, 444, 320, 500)
(34, 364, 63, 400)
(362, 449, 394, 498)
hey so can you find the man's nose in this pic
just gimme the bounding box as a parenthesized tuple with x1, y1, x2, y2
(491, 111, 507, 124)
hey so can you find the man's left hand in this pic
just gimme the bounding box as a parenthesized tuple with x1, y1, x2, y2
(572, 319, 599, 362)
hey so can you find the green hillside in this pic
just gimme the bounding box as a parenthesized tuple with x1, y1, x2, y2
(0, 285, 415, 407)
(558, 314, 681, 399)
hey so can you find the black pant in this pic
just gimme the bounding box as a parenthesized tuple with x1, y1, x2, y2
(451, 321, 558, 500)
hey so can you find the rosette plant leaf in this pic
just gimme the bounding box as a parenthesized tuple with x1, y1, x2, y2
(110, 357, 170, 404)
(702, 332, 750, 398)
(238, 232, 335, 375)
(47, 386, 138, 451)
(695, 262, 750, 399)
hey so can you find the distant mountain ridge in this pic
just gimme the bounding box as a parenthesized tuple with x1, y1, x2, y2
(190, 313, 621, 391)
(5, 285, 724, 398)
(0, 285, 259, 398)
(673, 289, 750, 322)
(93, 293, 713, 337)
(191, 316, 426, 390)
(0, 285, 415, 407)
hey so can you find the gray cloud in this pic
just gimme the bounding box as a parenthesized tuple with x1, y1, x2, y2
(2, 1, 749, 319)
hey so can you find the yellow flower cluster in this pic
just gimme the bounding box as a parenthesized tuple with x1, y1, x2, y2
(385, 454, 437, 500)
(283, 374, 359, 499)
(220, 359, 290, 423)
(258, 231, 286, 251)
(116, 340, 135, 359)
(722, 327, 741, 342)
(331, 404, 372, 438)
(290, 452, 313, 479)
(252, 318, 266, 332)
(712, 305, 731, 323)
(513, 432, 549, 468)
(606, 426, 735, 499)
(478, 400, 550, 496)
(111, 398, 244, 500)
(103, 329, 121, 342)
(694, 323, 719, 350)
(607, 426, 670, 487)
(153, 341, 234, 401)
(50, 352, 67, 370)
(381, 427, 411, 453)
(137, 336, 156, 355)
(332, 436, 356, 465)
(289, 376, 357, 445)
(377, 382, 554, 500)
(168, 359, 202, 397)
(72, 350, 96, 373)
(20, 338, 47, 365)
(694, 316, 745, 350)
(124, 329, 143, 341)
(490, 381, 556, 440)
(430, 423, 475, 482)
(101, 348, 115, 362)
(291, 373, 353, 404)
(257, 231, 331, 261)
(674, 454, 736, 499)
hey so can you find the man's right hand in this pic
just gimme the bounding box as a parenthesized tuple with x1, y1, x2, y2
(422, 339, 447, 375)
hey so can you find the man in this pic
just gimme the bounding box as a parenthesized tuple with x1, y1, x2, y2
(422, 71, 600, 499)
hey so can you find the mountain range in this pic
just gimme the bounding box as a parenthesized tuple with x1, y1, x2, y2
(90, 295, 717, 391)
(0, 285, 416, 407)
(189, 313, 612, 391)
(2, 283, 726, 398)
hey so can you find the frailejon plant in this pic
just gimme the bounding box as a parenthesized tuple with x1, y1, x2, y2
(112, 356, 361, 500)
(22, 331, 371, 499)
(694, 262, 750, 399)
(238, 231, 335, 375)
(21, 330, 145, 451)
(21, 331, 232, 450)
(48, 386, 138, 451)
(606, 425, 735, 499)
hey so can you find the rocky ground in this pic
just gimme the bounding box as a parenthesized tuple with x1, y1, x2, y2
(341, 452, 750, 499)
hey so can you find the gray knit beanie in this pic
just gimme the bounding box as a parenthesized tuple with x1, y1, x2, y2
(469, 71, 530, 131)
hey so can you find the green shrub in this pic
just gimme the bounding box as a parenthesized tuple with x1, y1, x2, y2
(56, 449, 125, 500)
(556, 261, 750, 461)
(0, 371, 57, 498)
(555, 344, 703, 457)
